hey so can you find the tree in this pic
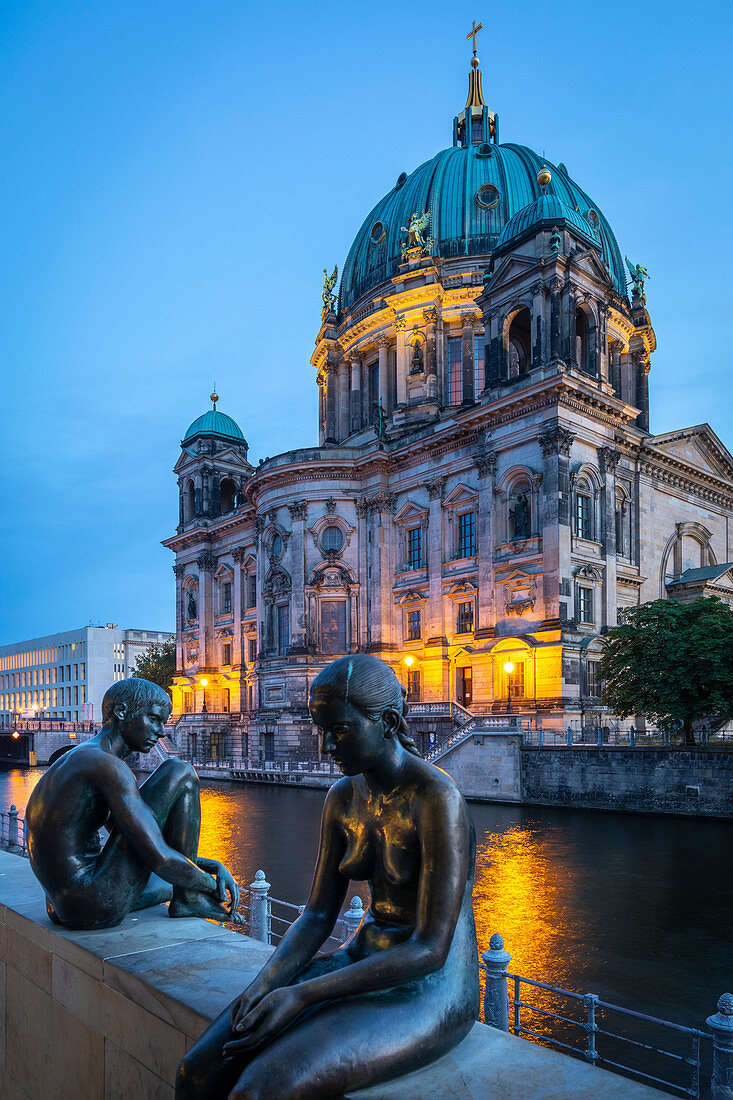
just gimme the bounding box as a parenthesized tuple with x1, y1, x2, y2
(597, 597, 733, 746)
(131, 640, 176, 700)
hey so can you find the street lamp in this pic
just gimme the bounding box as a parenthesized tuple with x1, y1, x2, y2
(200, 678, 208, 715)
(503, 660, 515, 715)
(404, 655, 414, 667)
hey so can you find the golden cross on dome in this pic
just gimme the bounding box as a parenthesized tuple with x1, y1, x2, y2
(467, 20, 482, 55)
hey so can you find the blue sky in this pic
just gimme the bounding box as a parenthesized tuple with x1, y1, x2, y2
(0, 1, 731, 644)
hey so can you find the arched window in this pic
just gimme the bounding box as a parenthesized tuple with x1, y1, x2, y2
(508, 308, 531, 378)
(220, 478, 236, 513)
(185, 480, 195, 522)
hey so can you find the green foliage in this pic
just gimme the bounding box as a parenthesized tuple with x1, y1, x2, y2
(131, 640, 176, 699)
(598, 597, 733, 744)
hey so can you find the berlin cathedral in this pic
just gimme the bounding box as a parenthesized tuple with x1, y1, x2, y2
(163, 37, 733, 760)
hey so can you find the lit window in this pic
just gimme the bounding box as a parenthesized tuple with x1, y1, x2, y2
(406, 609, 421, 641)
(578, 586, 594, 623)
(407, 527, 422, 570)
(321, 601, 347, 654)
(457, 601, 474, 634)
(458, 512, 476, 557)
(508, 662, 525, 699)
(407, 669, 421, 701)
(575, 493, 592, 540)
(322, 526, 344, 554)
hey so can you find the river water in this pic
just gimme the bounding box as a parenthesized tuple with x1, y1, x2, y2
(2, 765, 731, 1070)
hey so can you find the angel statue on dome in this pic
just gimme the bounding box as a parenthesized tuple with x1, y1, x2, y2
(322, 265, 338, 311)
(625, 257, 649, 299)
(402, 210, 430, 250)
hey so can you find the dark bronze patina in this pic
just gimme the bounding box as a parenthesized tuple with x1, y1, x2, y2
(177, 654, 479, 1099)
(26, 677, 240, 930)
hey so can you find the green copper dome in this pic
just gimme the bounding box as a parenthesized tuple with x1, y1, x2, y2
(340, 143, 627, 310)
(495, 190, 602, 256)
(182, 408, 246, 447)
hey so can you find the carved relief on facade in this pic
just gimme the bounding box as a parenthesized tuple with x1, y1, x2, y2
(538, 423, 575, 457)
(500, 569, 539, 616)
(196, 550, 217, 573)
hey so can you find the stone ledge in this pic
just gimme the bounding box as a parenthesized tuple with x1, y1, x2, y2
(0, 851, 662, 1098)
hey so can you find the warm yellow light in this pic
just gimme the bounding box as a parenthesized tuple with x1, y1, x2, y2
(503, 661, 515, 675)
(200, 678, 209, 688)
(404, 655, 414, 667)
(12, 732, 19, 740)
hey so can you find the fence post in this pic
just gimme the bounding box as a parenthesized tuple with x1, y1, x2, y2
(707, 993, 733, 1100)
(482, 933, 512, 1032)
(249, 870, 271, 943)
(8, 806, 19, 851)
(584, 994, 599, 1065)
(342, 895, 365, 942)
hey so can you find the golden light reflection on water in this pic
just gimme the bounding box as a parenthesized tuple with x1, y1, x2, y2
(474, 823, 574, 990)
(0, 768, 43, 817)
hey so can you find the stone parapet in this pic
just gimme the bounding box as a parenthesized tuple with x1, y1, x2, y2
(0, 850, 664, 1098)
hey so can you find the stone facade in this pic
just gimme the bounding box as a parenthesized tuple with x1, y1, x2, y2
(162, 59, 733, 761)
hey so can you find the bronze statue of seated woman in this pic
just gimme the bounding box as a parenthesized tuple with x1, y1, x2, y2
(176, 654, 479, 1099)
(26, 678, 240, 931)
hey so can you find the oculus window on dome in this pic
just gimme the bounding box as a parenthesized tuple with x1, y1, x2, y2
(476, 184, 500, 209)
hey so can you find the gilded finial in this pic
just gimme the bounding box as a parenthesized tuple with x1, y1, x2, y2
(537, 166, 552, 189)
(211, 384, 218, 410)
(465, 20, 486, 107)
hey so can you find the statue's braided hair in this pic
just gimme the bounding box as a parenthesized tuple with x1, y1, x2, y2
(310, 654, 420, 757)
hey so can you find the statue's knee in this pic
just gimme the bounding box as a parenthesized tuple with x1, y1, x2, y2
(175, 1053, 203, 1099)
(164, 759, 198, 790)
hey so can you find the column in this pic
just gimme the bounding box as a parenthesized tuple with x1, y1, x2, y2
(338, 360, 350, 440)
(609, 339, 622, 394)
(598, 305, 609, 383)
(599, 448, 620, 630)
(473, 450, 497, 631)
(549, 282, 561, 361)
(232, 548, 245, 667)
(377, 336, 389, 411)
(395, 317, 408, 406)
(287, 501, 307, 652)
(424, 307, 438, 400)
(196, 551, 216, 670)
(425, 478, 446, 641)
(537, 424, 575, 624)
(324, 363, 338, 443)
(366, 493, 396, 651)
(350, 354, 361, 432)
(635, 352, 650, 431)
(461, 311, 476, 404)
(173, 564, 185, 673)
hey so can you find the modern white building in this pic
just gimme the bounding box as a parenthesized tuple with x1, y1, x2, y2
(0, 624, 174, 725)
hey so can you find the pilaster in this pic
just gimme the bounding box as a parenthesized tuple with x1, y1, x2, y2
(538, 423, 575, 624)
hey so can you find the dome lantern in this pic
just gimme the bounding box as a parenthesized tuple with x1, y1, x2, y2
(453, 21, 498, 149)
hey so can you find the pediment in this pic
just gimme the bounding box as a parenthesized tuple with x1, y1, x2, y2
(443, 482, 478, 509)
(568, 247, 615, 289)
(489, 253, 538, 290)
(651, 426, 733, 481)
(394, 499, 428, 524)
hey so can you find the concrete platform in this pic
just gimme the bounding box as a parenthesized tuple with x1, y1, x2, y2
(0, 850, 663, 1098)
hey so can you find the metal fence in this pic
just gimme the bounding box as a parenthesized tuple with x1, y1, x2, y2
(0, 807, 27, 854)
(185, 757, 340, 777)
(522, 724, 733, 749)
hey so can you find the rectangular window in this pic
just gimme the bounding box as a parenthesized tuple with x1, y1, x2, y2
(277, 605, 289, 655)
(586, 661, 600, 697)
(407, 527, 422, 570)
(457, 601, 474, 634)
(223, 582, 232, 614)
(474, 334, 485, 396)
(446, 335, 462, 405)
(184, 692, 192, 713)
(223, 643, 231, 666)
(508, 662, 525, 699)
(248, 574, 257, 608)
(575, 494, 592, 540)
(248, 638, 257, 663)
(458, 511, 476, 557)
(578, 586, 594, 623)
(368, 360, 379, 412)
(321, 600, 347, 654)
(407, 669, 421, 702)
(406, 609, 421, 641)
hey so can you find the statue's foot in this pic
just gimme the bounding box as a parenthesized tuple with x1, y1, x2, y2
(168, 891, 245, 925)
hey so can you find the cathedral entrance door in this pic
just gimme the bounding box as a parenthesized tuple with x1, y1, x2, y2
(457, 666, 473, 707)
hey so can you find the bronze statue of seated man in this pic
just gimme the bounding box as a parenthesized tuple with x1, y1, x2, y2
(26, 677, 240, 931)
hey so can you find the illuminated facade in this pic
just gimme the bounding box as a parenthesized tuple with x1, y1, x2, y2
(163, 48, 733, 758)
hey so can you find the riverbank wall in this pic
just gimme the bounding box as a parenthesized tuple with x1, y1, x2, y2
(521, 746, 733, 818)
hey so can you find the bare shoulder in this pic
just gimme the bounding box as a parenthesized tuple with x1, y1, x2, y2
(412, 759, 469, 821)
(323, 776, 355, 815)
(70, 745, 137, 790)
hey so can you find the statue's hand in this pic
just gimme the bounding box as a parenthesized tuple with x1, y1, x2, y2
(211, 862, 240, 917)
(224, 987, 305, 1055)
